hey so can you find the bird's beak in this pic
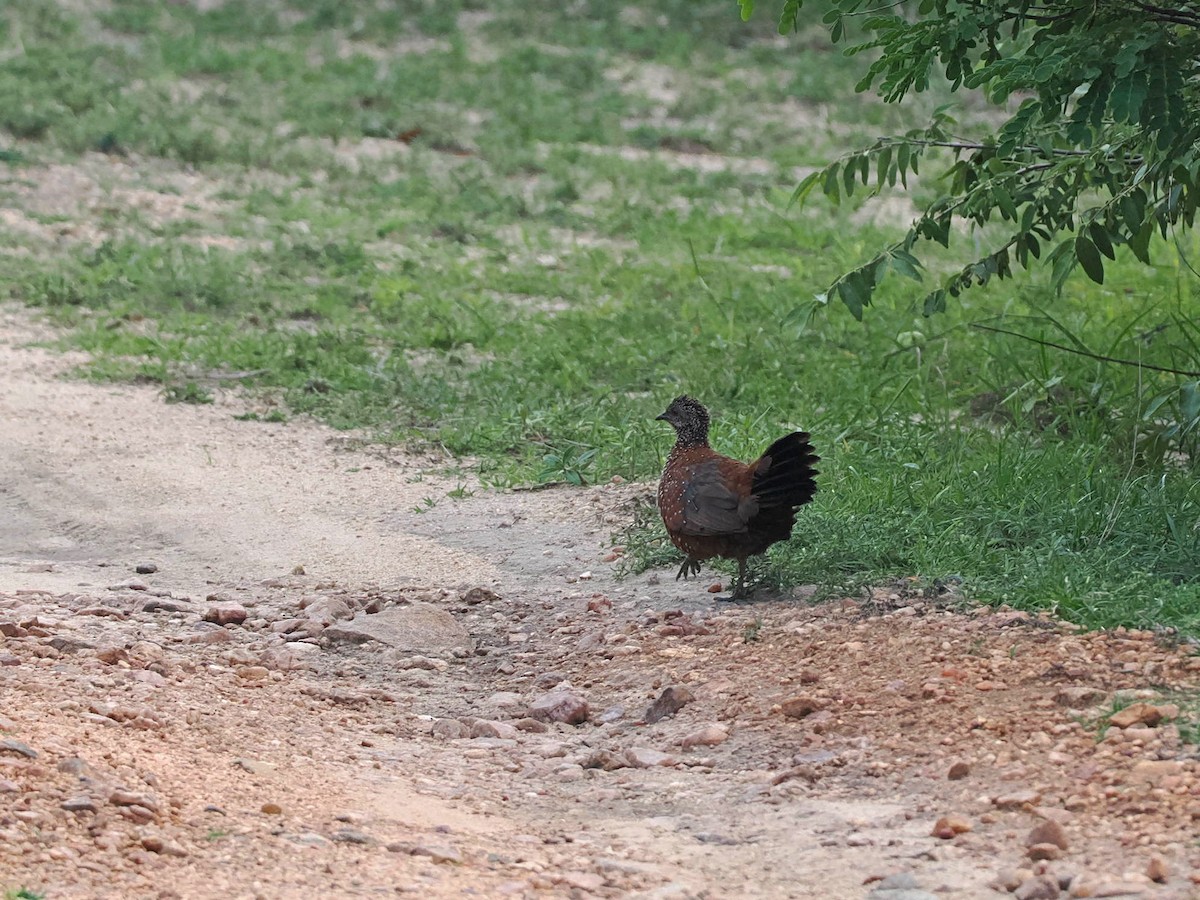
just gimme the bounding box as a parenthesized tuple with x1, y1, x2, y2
(655, 413, 668, 422)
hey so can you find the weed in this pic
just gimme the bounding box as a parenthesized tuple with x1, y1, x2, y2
(162, 382, 214, 405)
(537, 443, 598, 486)
(233, 410, 288, 423)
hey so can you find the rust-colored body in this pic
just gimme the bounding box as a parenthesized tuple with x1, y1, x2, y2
(655, 396, 819, 597)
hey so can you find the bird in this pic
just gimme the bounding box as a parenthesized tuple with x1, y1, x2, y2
(655, 395, 819, 599)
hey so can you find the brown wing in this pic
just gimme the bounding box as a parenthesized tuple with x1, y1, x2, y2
(673, 458, 758, 536)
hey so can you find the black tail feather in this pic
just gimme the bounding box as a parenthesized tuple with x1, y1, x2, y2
(752, 432, 819, 509)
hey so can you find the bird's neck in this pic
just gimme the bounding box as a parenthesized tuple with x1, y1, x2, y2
(672, 429, 710, 451)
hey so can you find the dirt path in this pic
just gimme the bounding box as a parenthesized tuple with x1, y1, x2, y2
(1, 306, 1199, 900)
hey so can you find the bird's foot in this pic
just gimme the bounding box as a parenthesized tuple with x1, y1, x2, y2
(675, 557, 702, 581)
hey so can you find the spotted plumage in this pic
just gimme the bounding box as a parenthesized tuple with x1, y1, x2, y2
(655, 395, 819, 598)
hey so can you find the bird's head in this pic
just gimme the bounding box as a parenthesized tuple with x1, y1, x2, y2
(656, 395, 710, 446)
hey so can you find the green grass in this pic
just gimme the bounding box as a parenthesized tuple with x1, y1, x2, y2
(2, 0, 1200, 632)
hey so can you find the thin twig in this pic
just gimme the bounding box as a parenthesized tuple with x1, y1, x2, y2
(970, 323, 1200, 377)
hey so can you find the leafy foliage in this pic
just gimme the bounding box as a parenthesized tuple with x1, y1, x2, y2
(744, 0, 1200, 319)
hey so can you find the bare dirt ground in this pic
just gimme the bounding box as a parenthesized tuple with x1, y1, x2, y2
(2, 306, 1199, 900)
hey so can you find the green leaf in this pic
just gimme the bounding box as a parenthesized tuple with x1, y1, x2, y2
(1110, 69, 1148, 123)
(823, 164, 842, 203)
(1088, 222, 1115, 260)
(1181, 381, 1200, 423)
(1129, 218, 1155, 264)
(993, 185, 1017, 220)
(889, 250, 923, 281)
(922, 288, 947, 316)
(777, 0, 802, 34)
(1074, 235, 1104, 284)
(1050, 240, 1077, 293)
(789, 170, 823, 208)
(876, 145, 893, 188)
(738, 0, 755, 22)
(836, 268, 873, 320)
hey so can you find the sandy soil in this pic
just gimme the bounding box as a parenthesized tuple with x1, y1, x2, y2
(1, 306, 1199, 900)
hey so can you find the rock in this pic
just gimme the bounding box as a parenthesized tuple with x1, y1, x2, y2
(869, 873, 942, 898)
(331, 828, 370, 844)
(323, 604, 471, 652)
(993, 789, 1042, 810)
(624, 747, 676, 768)
(1108, 703, 1168, 728)
(461, 587, 501, 605)
(203, 603, 248, 626)
(1128, 759, 1181, 785)
(135, 563, 158, 574)
(1145, 856, 1168, 884)
(182, 623, 231, 646)
(528, 690, 589, 725)
(1027, 843, 1062, 861)
(580, 749, 625, 771)
(0, 739, 38, 759)
(410, 843, 462, 864)
(680, 724, 728, 749)
(643, 685, 695, 724)
(109, 789, 159, 814)
(1015, 875, 1061, 900)
(556, 872, 604, 892)
(1054, 686, 1106, 707)
(235, 665, 270, 681)
(577, 631, 605, 652)
(779, 694, 824, 720)
(874, 873, 919, 890)
(1070, 880, 1147, 897)
(261, 802, 283, 815)
(597, 704, 625, 724)
(61, 796, 98, 813)
(533, 671, 567, 689)
(1026, 819, 1069, 850)
(947, 760, 970, 780)
(431, 719, 470, 740)
(141, 598, 190, 613)
(994, 869, 1032, 892)
(469, 720, 521, 740)
(257, 647, 312, 671)
(58, 757, 89, 775)
(395, 655, 448, 671)
(303, 597, 353, 624)
(931, 814, 972, 839)
(117, 805, 157, 824)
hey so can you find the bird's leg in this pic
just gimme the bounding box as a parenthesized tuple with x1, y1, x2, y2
(730, 558, 750, 599)
(675, 557, 702, 581)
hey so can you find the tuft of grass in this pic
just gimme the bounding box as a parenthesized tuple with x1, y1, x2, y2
(2, 0, 1199, 633)
(163, 381, 214, 405)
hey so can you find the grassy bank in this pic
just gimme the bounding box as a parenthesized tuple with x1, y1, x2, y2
(2, 0, 1198, 631)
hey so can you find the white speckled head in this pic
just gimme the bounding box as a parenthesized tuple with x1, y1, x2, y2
(656, 395, 710, 447)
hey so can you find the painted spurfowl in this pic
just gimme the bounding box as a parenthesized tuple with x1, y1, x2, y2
(656, 395, 819, 598)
